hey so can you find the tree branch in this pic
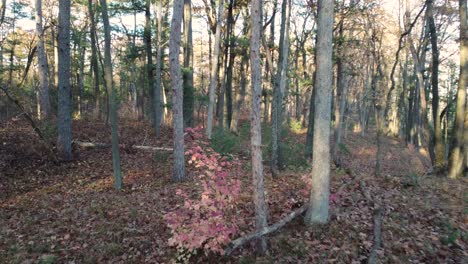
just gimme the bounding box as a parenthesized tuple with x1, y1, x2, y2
(225, 204, 308, 256)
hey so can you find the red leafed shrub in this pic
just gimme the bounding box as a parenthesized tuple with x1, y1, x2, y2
(164, 127, 242, 256)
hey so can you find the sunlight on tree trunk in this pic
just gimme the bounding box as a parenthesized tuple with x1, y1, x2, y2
(448, 0, 467, 179)
(305, 0, 334, 225)
(35, 0, 51, 120)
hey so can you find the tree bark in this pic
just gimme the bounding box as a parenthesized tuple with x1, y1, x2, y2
(448, 0, 467, 178)
(250, 0, 268, 254)
(183, 0, 194, 128)
(57, 0, 72, 161)
(305, 71, 316, 159)
(35, 0, 51, 120)
(170, 0, 186, 182)
(99, 0, 123, 190)
(231, 28, 249, 134)
(271, 0, 291, 176)
(427, 0, 445, 170)
(206, 0, 224, 139)
(305, 0, 334, 225)
(224, 0, 236, 129)
(87, 0, 100, 119)
(154, 0, 164, 129)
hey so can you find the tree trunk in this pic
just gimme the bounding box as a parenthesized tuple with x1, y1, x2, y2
(427, 0, 445, 170)
(305, 0, 334, 225)
(250, 0, 268, 254)
(224, 0, 236, 128)
(99, 0, 123, 190)
(145, 0, 158, 133)
(448, 0, 467, 178)
(183, 0, 194, 128)
(305, 71, 316, 159)
(88, 0, 100, 119)
(271, 0, 291, 176)
(169, 0, 186, 182)
(35, 0, 51, 120)
(154, 0, 164, 129)
(57, 0, 72, 160)
(231, 38, 249, 134)
(333, 20, 345, 158)
(217, 43, 228, 128)
(206, 0, 224, 139)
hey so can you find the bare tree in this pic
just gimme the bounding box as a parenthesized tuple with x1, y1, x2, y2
(206, 0, 224, 139)
(305, 0, 334, 225)
(57, 0, 72, 160)
(271, 0, 291, 176)
(448, 0, 467, 178)
(87, 0, 100, 119)
(170, 0, 186, 182)
(35, 0, 51, 120)
(250, 0, 268, 254)
(99, 0, 123, 190)
(426, 0, 445, 170)
(183, 0, 194, 128)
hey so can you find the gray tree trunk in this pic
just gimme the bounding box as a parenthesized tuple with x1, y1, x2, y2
(87, 0, 100, 119)
(427, 0, 445, 170)
(169, 0, 186, 182)
(448, 0, 467, 178)
(271, 0, 291, 176)
(206, 0, 223, 139)
(305, 0, 334, 225)
(231, 45, 248, 134)
(183, 0, 194, 128)
(250, 0, 268, 254)
(35, 0, 51, 120)
(153, 0, 163, 129)
(145, 0, 158, 134)
(99, 0, 123, 190)
(57, 0, 72, 160)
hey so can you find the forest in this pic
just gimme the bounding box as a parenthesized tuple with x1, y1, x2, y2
(0, 0, 466, 262)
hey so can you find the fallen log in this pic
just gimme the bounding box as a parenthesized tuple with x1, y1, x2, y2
(367, 208, 383, 264)
(224, 204, 309, 256)
(359, 181, 384, 264)
(73, 140, 173, 152)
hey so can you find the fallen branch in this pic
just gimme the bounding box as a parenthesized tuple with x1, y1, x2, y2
(73, 140, 173, 151)
(367, 208, 383, 264)
(359, 181, 384, 264)
(225, 204, 308, 256)
(0, 86, 45, 141)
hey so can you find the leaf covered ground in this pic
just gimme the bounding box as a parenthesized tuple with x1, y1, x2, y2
(0, 119, 466, 263)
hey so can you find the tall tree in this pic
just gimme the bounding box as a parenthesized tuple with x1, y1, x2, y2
(35, 0, 51, 120)
(145, 0, 158, 132)
(250, 0, 268, 254)
(271, 0, 291, 176)
(206, 0, 224, 139)
(154, 0, 163, 133)
(170, 0, 186, 182)
(305, 0, 334, 225)
(426, 0, 444, 170)
(448, 0, 467, 178)
(57, 0, 72, 160)
(183, 0, 194, 128)
(99, 0, 123, 190)
(87, 0, 100, 119)
(224, 0, 236, 129)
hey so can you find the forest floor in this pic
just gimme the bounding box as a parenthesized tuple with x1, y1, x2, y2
(0, 118, 466, 263)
